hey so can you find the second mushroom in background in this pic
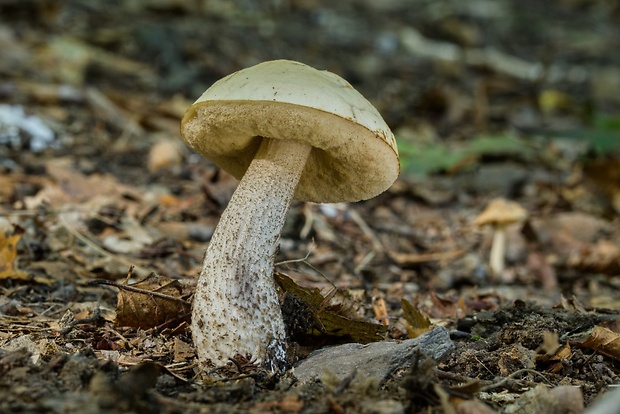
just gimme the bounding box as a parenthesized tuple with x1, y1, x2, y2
(179, 60, 400, 371)
(475, 198, 528, 279)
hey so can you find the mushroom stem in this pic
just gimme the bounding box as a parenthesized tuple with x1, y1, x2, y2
(489, 226, 506, 277)
(191, 137, 311, 371)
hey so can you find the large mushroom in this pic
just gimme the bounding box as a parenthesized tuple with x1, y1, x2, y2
(180, 60, 399, 371)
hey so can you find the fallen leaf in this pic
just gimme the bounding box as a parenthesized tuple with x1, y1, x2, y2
(0, 227, 53, 284)
(401, 298, 431, 338)
(569, 240, 620, 275)
(275, 272, 386, 344)
(0, 227, 29, 281)
(529, 212, 620, 274)
(148, 139, 183, 172)
(173, 337, 194, 362)
(372, 293, 390, 326)
(96, 272, 192, 329)
(576, 326, 620, 361)
(536, 332, 572, 374)
(24, 158, 142, 210)
(429, 291, 467, 319)
(388, 249, 465, 266)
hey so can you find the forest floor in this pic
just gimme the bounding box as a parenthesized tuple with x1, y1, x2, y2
(1, 0, 620, 413)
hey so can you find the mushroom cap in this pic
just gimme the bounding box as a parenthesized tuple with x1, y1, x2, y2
(180, 60, 399, 203)
(474, 198, 528, 227)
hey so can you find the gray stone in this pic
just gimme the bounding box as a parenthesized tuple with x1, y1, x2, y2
(293, 327, 454, 383)
(584, 387, 620, 414)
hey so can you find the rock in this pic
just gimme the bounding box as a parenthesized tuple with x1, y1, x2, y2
(293, 327, 454, 383)
(584, 387, 620, 414)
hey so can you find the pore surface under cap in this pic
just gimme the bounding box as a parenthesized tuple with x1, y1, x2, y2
(181, 60, 399, 203)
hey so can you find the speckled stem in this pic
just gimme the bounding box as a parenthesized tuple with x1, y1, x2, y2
(191, 138, 311, 371)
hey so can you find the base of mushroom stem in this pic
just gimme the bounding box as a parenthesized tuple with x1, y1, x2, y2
(198, 339, 289, 375)
(264, 338, 288, 373)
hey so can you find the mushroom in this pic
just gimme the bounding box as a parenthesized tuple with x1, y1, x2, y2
(180, 60, 399, 371)
(474, 198, 528, 277)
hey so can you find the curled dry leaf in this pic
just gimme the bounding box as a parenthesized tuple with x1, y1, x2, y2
(401, 298, 432, 339)
(576, 326, 620, 361)
(536, 332, 572, 374)
(96, 273, 192, 329)
(0, 226, 54, 285)
(275, 272, 386, 344)
(0, 226, 29, 281)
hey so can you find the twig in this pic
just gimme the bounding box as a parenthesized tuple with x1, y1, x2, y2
(436, 367, 553, 392)
(275, 242, 338, 287)
(479, 369, 553, 392)
(102, 325, 131, 346)
(88, 279, 191, 305)
(399, 26, 590, 83)
(300, 203, 314, 239)
(354, 250, 375, 274)
(275, 242, 314, 266)
(347, 209, 384, 253)
(388, 249, 466, 266)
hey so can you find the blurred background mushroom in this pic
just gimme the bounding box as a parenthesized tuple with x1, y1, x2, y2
(474, 198, 528, 279)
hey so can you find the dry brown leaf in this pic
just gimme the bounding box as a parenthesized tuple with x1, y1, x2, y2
(173, 337, 194, 362)
(24, 158, 142, 209)
(0, 227, 54, 285)
(530, 213, 620, 274)
(539, 331, 562, 355)
(401, 298, 431, 338)
(576, 325, 620, 361)
(545, 343, 572, 374)
(148, 139, 183, 172)
(0, 174, 47, 204)
(388, 249, 465, 266)
(559, 295, 587, 313)
(428, 291, 468, 319)
(372, 293, 390, 326)
(536, 332, 572, 374)
(111, 273, 192, 329)
(570, 240, 620, 274)
(275, 272, 386, 344)
(0, 227, 29, 281)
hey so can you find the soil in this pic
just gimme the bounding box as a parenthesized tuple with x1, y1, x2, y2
(1, 1, 620, 413)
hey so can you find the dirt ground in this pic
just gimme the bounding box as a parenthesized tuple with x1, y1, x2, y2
(1, 0, 620, 413)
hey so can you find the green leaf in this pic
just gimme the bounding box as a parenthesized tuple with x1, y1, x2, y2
(397, 135, 537, 176)
(397, 140, 464, 176)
